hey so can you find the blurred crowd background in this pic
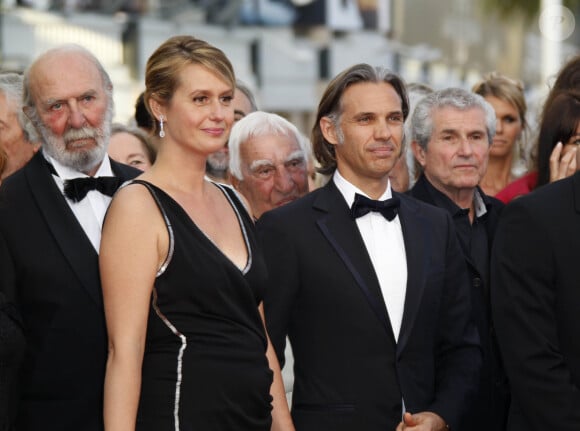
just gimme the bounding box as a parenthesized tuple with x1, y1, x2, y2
(1, 0, 578, 134)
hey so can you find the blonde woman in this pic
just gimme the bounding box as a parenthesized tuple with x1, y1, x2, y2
(472, 72, 529, 198)
(101, 35, 293, 431)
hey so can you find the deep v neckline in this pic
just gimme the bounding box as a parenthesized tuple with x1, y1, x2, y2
(146, 181, 252, 274)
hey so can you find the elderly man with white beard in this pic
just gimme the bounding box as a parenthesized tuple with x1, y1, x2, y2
(0, 44, 140, 431)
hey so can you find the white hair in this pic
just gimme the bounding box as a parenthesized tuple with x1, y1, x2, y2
(228, 111, 309, 180)
(411, 87, 497, 150)
(0, 72, 38, 143)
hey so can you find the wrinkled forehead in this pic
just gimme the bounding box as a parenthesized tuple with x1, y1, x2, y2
(243, 133, 304, 163)
(29, 51, 104, 103)
(432, 105, 487, 130)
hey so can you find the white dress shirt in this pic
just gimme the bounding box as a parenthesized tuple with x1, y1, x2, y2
(46, 152, 114, 253)
(333, 170, 408, 342)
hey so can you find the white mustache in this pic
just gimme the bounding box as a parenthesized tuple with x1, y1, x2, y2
(63, 127, 99, 143)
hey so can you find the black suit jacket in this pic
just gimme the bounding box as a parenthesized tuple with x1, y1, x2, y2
(491, 172, 580, 431)
(410, 174, 508, 430)
(410, 175, 504, 286)
(257, 180, 481, 431)
(0, 152, 139, 431)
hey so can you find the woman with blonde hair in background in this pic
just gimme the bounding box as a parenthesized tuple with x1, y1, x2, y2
(472, 72, 529, 199)
(100, 35, 293, 431)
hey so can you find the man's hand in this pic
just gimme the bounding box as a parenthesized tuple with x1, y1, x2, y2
(396, 411, 448, 431)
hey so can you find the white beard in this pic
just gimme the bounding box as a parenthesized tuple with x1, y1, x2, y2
(34, 104, 113, 174)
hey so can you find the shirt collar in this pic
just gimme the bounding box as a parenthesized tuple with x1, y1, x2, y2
(473, 187, 488, 218)
(333, 169, 393, 208)
(422, 175, 488, 219)
(43, 150, 113, 180)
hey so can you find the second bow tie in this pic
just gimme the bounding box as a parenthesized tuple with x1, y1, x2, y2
(64, 176, 122, 202)
(351, 193, 400, 221)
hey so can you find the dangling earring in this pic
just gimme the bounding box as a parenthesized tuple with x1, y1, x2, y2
(159, 115, 165, 138)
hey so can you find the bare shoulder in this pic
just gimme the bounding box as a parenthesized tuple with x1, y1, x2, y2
(111, 181, 158, 212)
(105, 180, 165, 233)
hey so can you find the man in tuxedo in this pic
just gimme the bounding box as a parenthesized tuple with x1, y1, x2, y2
(409, 88, 507, 430)
(257, 63, 481, 431)
(0, 44, 139, 431)
(491, 140, 580, 430)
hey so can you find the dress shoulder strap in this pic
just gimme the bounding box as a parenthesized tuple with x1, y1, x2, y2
(127, 179, 174, 276)
(213, 182, 254, 225)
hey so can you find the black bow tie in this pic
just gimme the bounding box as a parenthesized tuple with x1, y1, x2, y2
(63, 176, 122, 202)
(351, 193, 400, 221)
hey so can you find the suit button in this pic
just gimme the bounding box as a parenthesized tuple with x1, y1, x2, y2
(473, 277, 482, 288)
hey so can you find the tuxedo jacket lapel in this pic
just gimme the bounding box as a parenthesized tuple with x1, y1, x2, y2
(397, 195, 429, 354)
(24, 153, 137, 308)
(110, 158, 141, 183)
(314, 181, 395, 340)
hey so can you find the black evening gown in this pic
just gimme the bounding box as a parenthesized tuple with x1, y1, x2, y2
(132, 180, 273, 431)
(0, 292, 25, 431)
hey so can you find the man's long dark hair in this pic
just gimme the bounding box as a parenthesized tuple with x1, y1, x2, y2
(312, 64, 409, 175)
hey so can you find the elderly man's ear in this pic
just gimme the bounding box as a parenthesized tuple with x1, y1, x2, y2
(411, 140, 426, 168)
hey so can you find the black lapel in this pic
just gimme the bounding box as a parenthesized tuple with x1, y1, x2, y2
(480, 191, 503, 256)
(314, 181, 395, 339)
(396, 194, 429, 353)
(408, 174, 433, 205)
(24, 154, 139, 308)
(109, 158, 142, 182)
(412, 175, 481, 274)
